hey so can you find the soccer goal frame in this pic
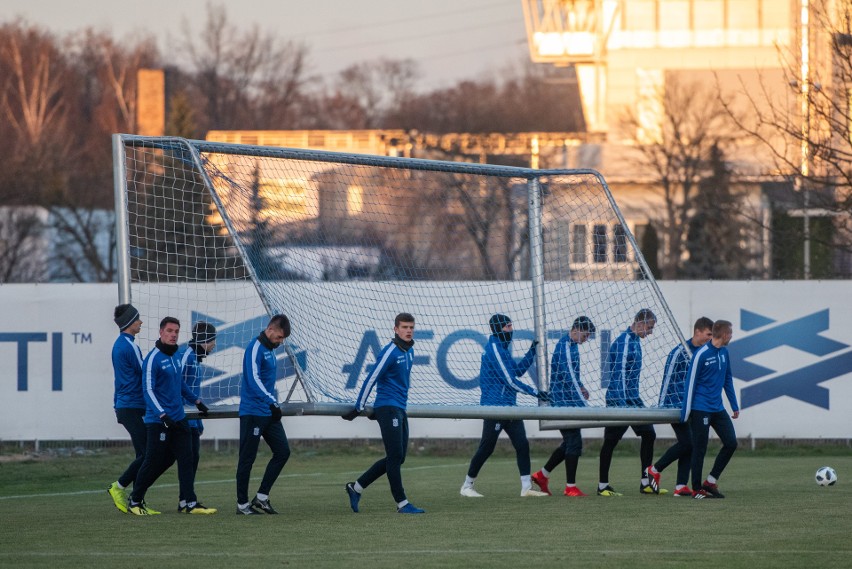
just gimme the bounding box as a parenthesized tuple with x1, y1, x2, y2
(113, 134, 683, 422)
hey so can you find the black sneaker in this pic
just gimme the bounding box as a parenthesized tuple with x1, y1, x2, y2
(701, 481, 725, 498)
(251, 496, 279, 514)
(236, 503, 260, 515)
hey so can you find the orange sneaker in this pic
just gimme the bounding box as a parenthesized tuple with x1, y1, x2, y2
(531, 470, 551, 496)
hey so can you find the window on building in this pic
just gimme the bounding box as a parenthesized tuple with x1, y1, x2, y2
(623, 0, 657, 31)
(613, 224, 628, 262)
(693, 0, 725, 30)
(659, 0, 689, 31)
(347, 184, 364, 215)
(571, 224, 587, 263)
(848, 88, 852, 144)
(761, 0, 790, 30)
(260, 178, 318, 221)
(729, 0, 759, 29)
(593, 224, 607, 263)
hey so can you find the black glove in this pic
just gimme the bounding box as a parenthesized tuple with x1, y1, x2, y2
(536, 390, 550, 403)
(341, 408, 360, 421)
(269, 403, 283, 421)
(162, 416, 178, 430)
(367, 410, 377, 421)
(530, 340, 539, 351)
(196, 401, 210, 416)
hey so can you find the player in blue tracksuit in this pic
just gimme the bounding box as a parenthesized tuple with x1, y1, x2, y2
(530, 316, 596, 497)
(178, 322, 217, 476)
(460, 314, 548, 498)
(107, 304, 146, 513)
(235, 314, 292, 515)
(682, 319, 740, 499)
(645, 317, 714, 497)
(128, 316, 215, 515)
(597, 308, 658, 496)
(343, 313, 425, 514)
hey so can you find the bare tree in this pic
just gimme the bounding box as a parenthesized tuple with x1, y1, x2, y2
(47, 205, 116, 282)
(317, 58, 419, 129)
(721, 1, 852, 277)
(72, 30, 160, 133)
(0, 207, 46, 282)
(0, 22, 69, 153)
(180, 2, 310, 131)
(444, 174, 528, 280)
(622, 76, 740, 278)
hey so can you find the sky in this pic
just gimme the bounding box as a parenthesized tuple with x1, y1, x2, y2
(0, 0, 533, 90)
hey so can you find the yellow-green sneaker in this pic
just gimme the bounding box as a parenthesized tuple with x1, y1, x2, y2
(107, 481, 128, 513)
(640, 484, 669, 495)
(596, 485, 623, 497)
(128, 501, 162, 515)
(183, 502, 217, 515)
(128, 503, 149, 516)
(142, 501, 161, 515)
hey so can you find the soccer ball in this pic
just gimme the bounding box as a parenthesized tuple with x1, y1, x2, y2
(815, 466, 837, 486)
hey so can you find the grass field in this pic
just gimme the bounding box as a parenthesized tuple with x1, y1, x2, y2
(0, 441, 850, 569)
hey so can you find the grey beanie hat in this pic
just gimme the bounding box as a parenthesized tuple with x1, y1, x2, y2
(114, 304, 140, 331)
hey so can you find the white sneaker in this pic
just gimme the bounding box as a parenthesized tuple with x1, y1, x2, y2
(460, 486, 484, 498)
(521, 488, 548, 497)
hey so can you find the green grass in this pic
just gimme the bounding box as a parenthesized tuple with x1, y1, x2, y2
(0, 444, 850, 569)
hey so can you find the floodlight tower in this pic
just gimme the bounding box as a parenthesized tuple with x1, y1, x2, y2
(522, 0, 619, 134)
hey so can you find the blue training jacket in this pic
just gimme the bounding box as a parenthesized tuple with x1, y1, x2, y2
(549, 335, 587, 407)
(658, 339, 698, 408)
(681, 342, 739, 422)
(112, 332, 145, 409)
(142, 344, 198, 424)
(605, 327, 644, 408)
(354, 338, 413, 411)
(240, 334, 279, 417)
(479, 335, 538, 406)
(179, 346, 203, 431)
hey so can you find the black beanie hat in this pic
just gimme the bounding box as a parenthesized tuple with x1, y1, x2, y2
(114, 304, 140, 331)
(489, 314, 512, 335)
(192, 321, 217, 344)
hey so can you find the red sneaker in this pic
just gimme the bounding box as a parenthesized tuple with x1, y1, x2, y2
(531, 470, 551, 496)
(563, 485, 587, 497)
(702, 480, 725, 498)
(673, 486, 694, 497)
(644, 466, 661, 493)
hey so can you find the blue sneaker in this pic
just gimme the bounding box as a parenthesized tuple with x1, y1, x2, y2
(397, 503, 425, 514)
(345, 482, 360, 513)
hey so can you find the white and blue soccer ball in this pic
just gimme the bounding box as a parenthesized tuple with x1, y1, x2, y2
(815, 466, 837, 486)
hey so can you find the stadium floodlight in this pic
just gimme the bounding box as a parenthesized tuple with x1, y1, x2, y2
(112, 134, 684, 422)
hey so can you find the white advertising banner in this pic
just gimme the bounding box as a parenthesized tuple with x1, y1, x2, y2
(0, 281, 849, 440)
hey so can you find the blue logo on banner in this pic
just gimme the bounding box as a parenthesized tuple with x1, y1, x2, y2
(729, 309, 852, 409)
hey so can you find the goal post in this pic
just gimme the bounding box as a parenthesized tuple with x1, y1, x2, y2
(113, 134, 684, 422)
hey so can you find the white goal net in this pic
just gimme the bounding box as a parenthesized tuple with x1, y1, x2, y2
(113, 135, 685, 421)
